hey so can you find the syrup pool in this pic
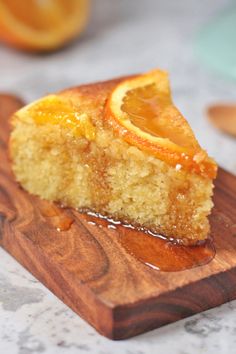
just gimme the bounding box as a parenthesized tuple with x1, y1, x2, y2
(84, 212, 215, 272)
(38, 202, 215, 271)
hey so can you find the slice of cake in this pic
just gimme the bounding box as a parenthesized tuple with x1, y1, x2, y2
(10, 70, 217, 245)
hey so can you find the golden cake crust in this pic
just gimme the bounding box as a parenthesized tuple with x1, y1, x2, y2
(59, 75, 217, 179)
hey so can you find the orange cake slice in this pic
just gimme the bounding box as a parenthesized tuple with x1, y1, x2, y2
(10, 70, 217, 245)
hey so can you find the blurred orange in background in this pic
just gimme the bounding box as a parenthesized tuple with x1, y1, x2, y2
(0, 0, 90, 52)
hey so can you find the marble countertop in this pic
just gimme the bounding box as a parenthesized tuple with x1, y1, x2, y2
(0, 0, 236, 353)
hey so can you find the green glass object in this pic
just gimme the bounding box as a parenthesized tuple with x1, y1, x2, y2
(196, 6, 236, 80)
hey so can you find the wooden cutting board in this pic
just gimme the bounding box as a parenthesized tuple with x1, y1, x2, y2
(0, 95, 236, 340)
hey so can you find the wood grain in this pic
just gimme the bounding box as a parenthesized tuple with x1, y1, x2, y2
(0, 95, 236, 339)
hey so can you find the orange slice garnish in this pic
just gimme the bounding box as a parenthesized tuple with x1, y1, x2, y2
(15, 95, 96, 141)
(0, 0, 90, 51)
(105, 69, 217, 179)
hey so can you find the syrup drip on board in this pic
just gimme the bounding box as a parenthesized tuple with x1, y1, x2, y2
(38, 202, 215, 272)
(38, 202, 74, 231)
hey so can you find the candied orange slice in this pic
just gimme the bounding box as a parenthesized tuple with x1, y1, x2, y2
(16, 95, 95, 140)
(0, 0, 90, 51)
(105, 69, 217, 178)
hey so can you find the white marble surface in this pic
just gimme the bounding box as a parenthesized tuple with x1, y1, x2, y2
(0, 0, 236, 353)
